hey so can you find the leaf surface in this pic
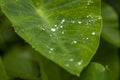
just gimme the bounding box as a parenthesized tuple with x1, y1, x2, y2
(0, 0, 102, 76)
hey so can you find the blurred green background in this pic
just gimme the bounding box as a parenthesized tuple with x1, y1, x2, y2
(0, 0, 120, 80)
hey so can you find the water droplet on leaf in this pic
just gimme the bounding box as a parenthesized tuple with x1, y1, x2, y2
(92, 32, 96, 35)
(51, 28, 56, 32)
(65, 64, 70, 67)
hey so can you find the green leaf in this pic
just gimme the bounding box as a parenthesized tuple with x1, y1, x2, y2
(0, 57, 7, 80)
(80, 62, 113, 80)
(102, 2, 120, 47)
(92, 39, 119, 80)
(2, 46, 40, 80)
(0, 0, 102, 76)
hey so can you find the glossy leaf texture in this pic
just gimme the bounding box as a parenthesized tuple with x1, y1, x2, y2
(80, 62, 113, 80)
(0, 57, 7, 80)
(0, 0, 102, 76)
(102, 2, 120, 47)
(2, 46, 40, 80)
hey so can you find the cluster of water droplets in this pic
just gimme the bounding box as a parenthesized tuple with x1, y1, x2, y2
(85, 14, 101, 26)
(87, 0, 94, 5)
(71, 20, 82, 24)
(49, 18, 84, 37)
(65, 58, 83, 67)
(43, 12, 100, 68)
(50, 19, 66, 35)
(49, 48, 54, 53)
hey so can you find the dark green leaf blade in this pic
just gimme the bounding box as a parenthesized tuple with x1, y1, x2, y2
(80, 62, 114, 80)
(102, 2, 120, 47)
(0, 0, 102, 76)
(0, 57, 7, 80)
(92, 39, 119, 80)
(2, 46, 40, 80)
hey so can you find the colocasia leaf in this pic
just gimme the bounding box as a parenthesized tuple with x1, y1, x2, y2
(0, 0, 102, 76)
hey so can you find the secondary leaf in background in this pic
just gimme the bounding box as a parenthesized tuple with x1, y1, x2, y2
(80, 62, 113, 80)
(0, 57, 7, 80)
(2, 46, 40, 80)
(92, 39, 119, 80)
(0, 0, 102, 76)
(35, 53, 81, 80)
(35, 53, 62, 80)
(102, 2, 120, 47)
(0, 8, 22, 53)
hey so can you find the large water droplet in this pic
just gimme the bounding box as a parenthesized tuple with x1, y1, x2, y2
(61, 19, 65, 24)
(60, 25, 63, 28)
(51, 28, 56, 32)
(77, 60, 83, 66)
(73, 40, 77, 43)
(92, 32, 96, 35)
(86, 38, 89, 40)
(78, 21, 82, 24)
(50, 48, 54, 51)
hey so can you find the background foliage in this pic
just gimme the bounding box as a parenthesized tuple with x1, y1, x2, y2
(0, 0, 120, 80)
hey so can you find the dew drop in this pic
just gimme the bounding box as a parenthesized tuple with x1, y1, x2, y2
(77, 60, 83, 66)
(65, 64, 69, 67)
(87, 0, 94, 5)
(87, 14, 93, 19)
(92, 32, 96, 35)
(61, 19, 65, 24)
(51, 28, 56, 32)
(49, 48, 54, 53)
(54, 24, 57, 27)
(73, 40, 77, 44)
(50, 48, 54, 51)
(71, 21, 75, 23)
(60, 25, 63, 28)
(98, 16, 101, 20)
(78, 21, 82, 24)
(86, 38, 89, 40)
